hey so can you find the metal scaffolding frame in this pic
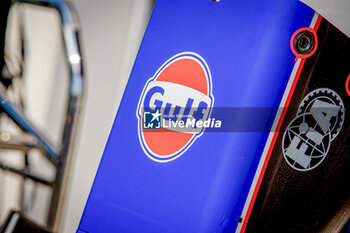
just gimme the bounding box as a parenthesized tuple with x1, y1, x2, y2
(0, 0, 84, 231)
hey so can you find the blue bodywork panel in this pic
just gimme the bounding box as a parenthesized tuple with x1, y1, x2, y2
(78, 0, 314, 232)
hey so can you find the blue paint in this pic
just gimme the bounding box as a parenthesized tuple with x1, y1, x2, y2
(78, 0, 314, 232)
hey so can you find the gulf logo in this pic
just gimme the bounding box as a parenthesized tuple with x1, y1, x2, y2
(136, 52, 214, 162)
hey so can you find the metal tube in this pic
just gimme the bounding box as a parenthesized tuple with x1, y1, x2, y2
(0, 162, 53, 186)
(8, 0, 85, 230)
(0, 93, 59, 164)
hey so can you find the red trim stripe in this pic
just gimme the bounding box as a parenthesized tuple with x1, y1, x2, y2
(239, 15, 322, 233)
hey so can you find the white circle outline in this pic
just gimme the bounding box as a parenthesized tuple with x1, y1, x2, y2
(136, 52, 214, 163)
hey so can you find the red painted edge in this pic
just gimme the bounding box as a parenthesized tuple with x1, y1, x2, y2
(345, 74, 350, 97)
(239, 15, 322, 233)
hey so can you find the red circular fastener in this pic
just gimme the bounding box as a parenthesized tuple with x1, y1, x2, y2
(346, 74, 350, 97)
(290, 27, 318, 59)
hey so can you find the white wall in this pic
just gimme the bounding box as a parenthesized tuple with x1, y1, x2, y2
(60, 0, 154, 232)
(0, 0, 153, 232)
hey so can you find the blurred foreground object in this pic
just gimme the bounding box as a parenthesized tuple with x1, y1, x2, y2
(0, 0, 84, 232)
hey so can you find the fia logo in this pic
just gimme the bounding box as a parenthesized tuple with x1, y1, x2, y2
(136, 52, 214, 162)
(282, 88, 345, 171)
